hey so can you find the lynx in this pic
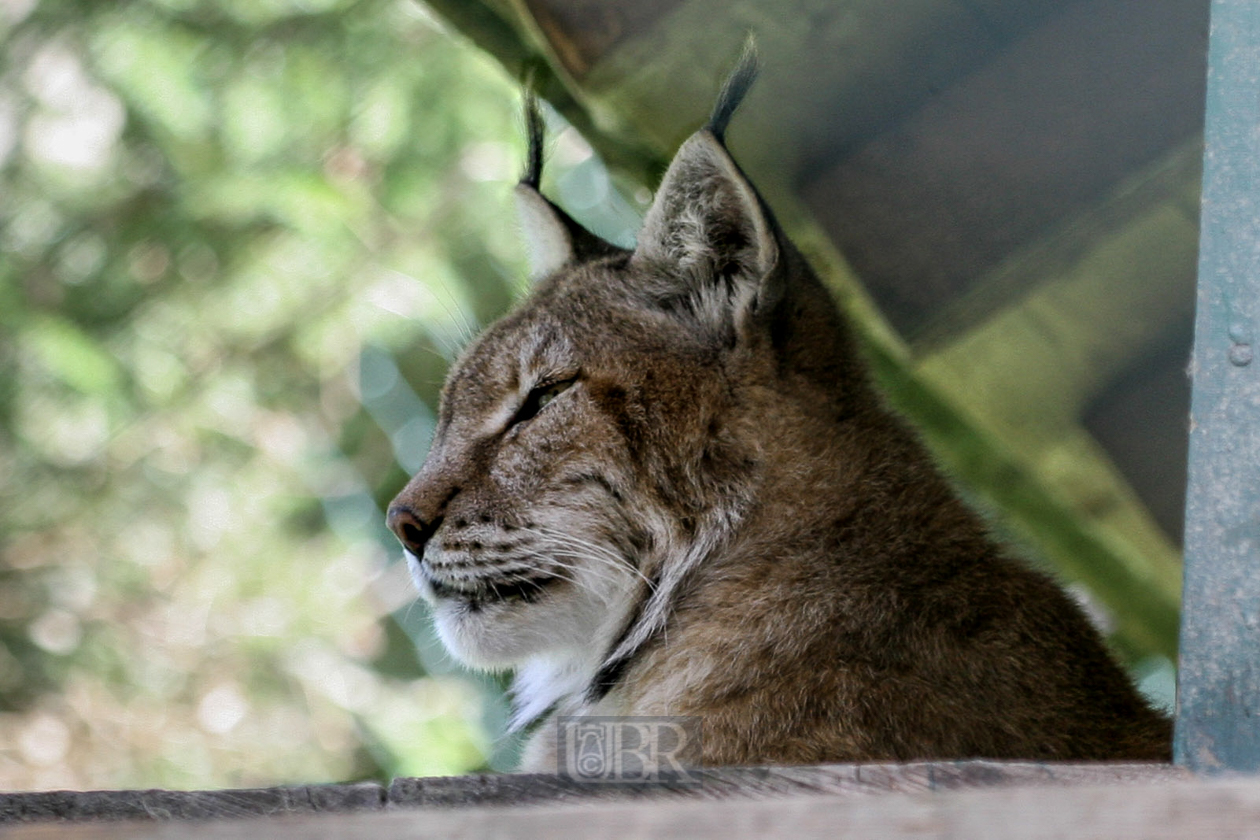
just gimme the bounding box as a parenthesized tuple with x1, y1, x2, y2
(386, 48, 1171, 770)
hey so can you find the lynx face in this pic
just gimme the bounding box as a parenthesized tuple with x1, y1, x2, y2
(394, 262, 734, 670)
(388, 104, 779, 704)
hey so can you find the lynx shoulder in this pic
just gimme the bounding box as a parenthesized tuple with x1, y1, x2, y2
(387, 48, 1171, 769)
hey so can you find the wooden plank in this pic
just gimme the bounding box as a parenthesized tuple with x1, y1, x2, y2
(1177, 0, 1260, 774)
(0, 784, 386, 824)
(578, 0, 1023, 185)
(22, 769, 1260, 840)
(802, 0, 1209, 337)
(387, 761, 1183, 808)
(0, 762, 1184, 825)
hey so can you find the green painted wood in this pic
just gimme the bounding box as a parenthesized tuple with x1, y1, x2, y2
(1176, 0, 1260, 773)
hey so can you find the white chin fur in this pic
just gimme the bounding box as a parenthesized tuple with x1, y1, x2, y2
(430, 592, 584, 669)
(425, 573, 634, 672)
(405, 543, 643, 724)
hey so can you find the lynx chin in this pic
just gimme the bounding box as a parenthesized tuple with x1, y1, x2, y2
(387, 46, 1171, 770)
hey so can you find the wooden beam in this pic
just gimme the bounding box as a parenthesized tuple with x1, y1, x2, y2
(1177, 0, 1260, 773)
(0, 762, 1184, 825)
(40, 766, 1260, 840)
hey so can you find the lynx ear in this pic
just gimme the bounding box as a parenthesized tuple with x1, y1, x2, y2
(515, 184, 621, 281)
(515, 89, 619, 280)
(633, 130, 780, 331)
(516, 184, 575, 279)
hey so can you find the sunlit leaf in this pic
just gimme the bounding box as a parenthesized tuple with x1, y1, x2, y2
(22, 316, 120, 395)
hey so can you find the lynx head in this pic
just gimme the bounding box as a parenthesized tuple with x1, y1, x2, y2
(387, 50, 864, 712)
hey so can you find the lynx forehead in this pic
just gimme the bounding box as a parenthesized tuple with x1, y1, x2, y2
(387, 46, 1171, 768)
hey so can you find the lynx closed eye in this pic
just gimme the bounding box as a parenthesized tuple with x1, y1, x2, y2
(513, 379, 575, 426)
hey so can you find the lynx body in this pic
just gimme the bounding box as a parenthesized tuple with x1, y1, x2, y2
(387, 52, 1171, 769)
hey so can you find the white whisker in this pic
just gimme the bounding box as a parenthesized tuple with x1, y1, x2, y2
(520, 525, 658, 594)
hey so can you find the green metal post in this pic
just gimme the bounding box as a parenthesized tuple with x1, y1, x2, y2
(1176, 0, 1260, 772)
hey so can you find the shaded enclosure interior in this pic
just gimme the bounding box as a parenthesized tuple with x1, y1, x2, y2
(431, 0, 1211, 661)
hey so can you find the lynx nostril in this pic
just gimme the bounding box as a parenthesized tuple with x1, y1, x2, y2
(387, 506, 441, 557)
(401, 521, 425, 547)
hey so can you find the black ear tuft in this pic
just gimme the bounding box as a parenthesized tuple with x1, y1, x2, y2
(706, 36, 759, 144)
(515, 89, 622, 281)
(521, 87, 545, 190)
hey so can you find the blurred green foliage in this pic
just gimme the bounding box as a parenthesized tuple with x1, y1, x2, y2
(2, 0, 1174, 794)
(0, 0, 642, 790)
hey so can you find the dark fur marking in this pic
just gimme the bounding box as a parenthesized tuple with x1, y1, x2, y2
(562, 472, 624, 502)
(626, 527, 652, 555)
(587, 656, 633, 704)
(585, 571, 661, 703)
(586, 380, 649, 467)
(521, 87, 545, 189)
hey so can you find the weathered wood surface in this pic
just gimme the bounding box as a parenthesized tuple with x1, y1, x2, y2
(17, 766, 1260, 840)
(0, 761, 1184, 825)
(0, 783, 387, 825)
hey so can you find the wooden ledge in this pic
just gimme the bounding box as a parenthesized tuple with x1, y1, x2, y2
(10, 769, 1260, 840)
(0, 760, 1185, 825)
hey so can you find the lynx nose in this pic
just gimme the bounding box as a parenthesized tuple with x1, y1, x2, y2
(387, 506, 441, 558)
